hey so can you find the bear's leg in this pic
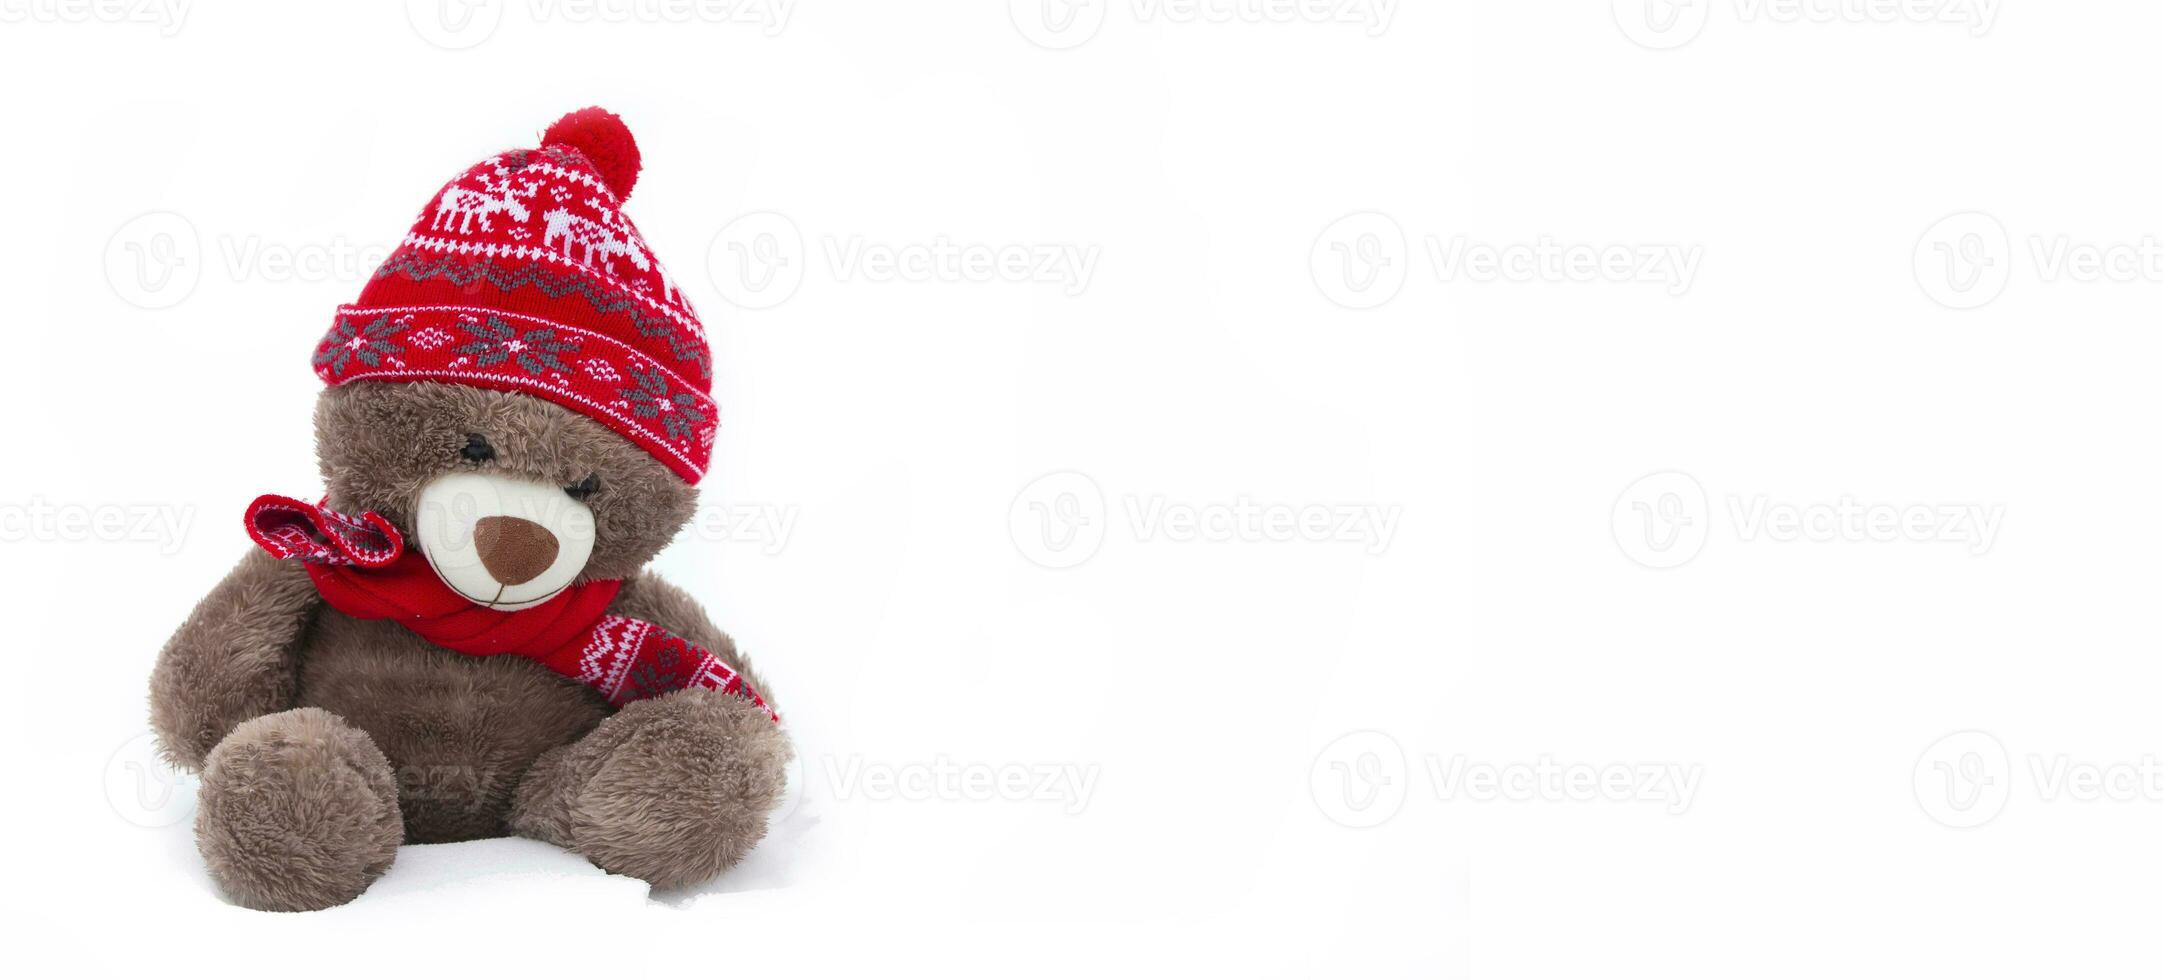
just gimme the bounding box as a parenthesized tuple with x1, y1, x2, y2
(509, 689, 789, 888)
(195, 707, 404, 911)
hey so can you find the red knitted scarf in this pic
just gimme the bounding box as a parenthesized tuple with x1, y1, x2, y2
(244, 494, 776, 722)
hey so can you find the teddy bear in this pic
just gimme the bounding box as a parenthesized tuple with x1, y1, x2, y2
(147, 108, 791, 912)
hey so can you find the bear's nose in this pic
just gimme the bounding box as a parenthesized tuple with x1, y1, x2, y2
(472, 516, 559, 586)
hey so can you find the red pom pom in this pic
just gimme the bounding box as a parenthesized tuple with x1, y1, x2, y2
(542, 107, 641, 200)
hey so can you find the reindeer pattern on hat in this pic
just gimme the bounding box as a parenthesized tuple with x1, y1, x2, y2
(422, 151, 672, 286)
(542, 199, 652, 274)
(431, 168, 542, 235)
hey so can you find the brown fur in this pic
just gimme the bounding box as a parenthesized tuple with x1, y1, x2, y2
(194, 708, 403, 912)
(150, 381, 787, 910)
(294, 610, 609, 843)
(510, 688, 792, 888)
(148, 550, 322, 771)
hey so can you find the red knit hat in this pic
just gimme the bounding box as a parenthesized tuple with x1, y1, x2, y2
(311, 108, 716, 483)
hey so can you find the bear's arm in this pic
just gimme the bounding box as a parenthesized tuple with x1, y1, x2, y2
(149, 549, 323, 770)
(606, 571, 774, 709)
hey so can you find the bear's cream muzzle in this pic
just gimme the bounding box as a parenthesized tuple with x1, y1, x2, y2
(414, 472, 596, 610)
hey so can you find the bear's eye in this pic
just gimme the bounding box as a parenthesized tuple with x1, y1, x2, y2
(461, 433, 495, 463)
(565, 474, 600, 501)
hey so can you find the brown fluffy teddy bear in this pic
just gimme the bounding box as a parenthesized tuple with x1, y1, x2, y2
(148, 108, 790, 912)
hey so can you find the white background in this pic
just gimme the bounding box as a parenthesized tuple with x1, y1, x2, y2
(2, 0, 2158, 976)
